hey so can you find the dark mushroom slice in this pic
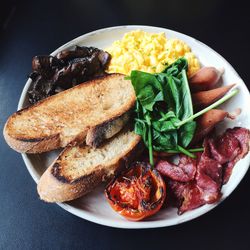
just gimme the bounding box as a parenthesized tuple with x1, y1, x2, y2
(98, 50, 111, 68)
(56, 46, 91, 61)
(28, 76, 55, 104)
(28, 46, 111, 104)
(32, 55, 64, 78)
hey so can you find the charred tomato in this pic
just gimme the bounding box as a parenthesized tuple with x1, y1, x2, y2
(105, 162, 166, 221)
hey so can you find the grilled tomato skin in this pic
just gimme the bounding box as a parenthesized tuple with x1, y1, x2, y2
(105, 162, 166, 221)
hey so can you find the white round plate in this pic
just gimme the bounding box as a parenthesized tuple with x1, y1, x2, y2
(18, 25, 250, 228)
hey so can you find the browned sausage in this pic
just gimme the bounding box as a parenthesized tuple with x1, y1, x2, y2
(192, 84, 235, 110)
(191, 109, 228, 145)
(189, 67, 223, 92)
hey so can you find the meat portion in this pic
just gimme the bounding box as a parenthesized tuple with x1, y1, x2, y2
(195, 141, 223, 204)
(168, 151, 223, 214)
(28, 46, 111, 104)
(156, 155, 197, 182)
(206, 127, 249, 183)
(160, 127, 250, 214)
(178, 183, 205, 214)
(191, 109, 229, 145)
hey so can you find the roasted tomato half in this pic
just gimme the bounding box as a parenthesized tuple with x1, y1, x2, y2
(105, 162, 166, 221)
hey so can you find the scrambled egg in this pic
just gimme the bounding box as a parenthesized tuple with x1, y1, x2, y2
(105, 30, 200, 76)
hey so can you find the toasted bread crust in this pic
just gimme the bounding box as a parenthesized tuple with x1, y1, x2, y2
(3, 122, 61, 153)
(85, 112, 131, 148)
(37, 132, 143, 202)
(37, 165, 107, 202)
(4, 74, 135, 153)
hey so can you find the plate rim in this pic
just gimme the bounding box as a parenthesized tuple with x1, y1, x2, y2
(18, 25, 250, 229)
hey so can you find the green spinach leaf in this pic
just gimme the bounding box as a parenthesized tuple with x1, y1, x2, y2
(152, 120, 176, 132)
(163, 57, 188, 76)
(129, 57, 198, 166)
(137, 85, 156, 111)
(179, 69, 193, 120)
(179, 121, 196, 148)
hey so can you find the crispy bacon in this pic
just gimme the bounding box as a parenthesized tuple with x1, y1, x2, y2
(160, 127, 250, 214)
(221, 128, 250, 183)
(156, 155, 197, 182)
(169, 150, 223, 214)
(168, 180, 206, 214)
(195, 141, 223, 204)
(208, 127, 250, 183)
(208, 133, 240, 164)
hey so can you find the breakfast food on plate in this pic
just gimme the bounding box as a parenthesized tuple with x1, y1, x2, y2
(156, 127, 250, 214)
(106, 30, 200, 76)
(192, 84, 236, 110)
(105, 162, 166, 221)
(129, 57, 239, 165)
(4, 74, 135, 153)
(3, 29, 250, 223)
(103, 53, 249, 220)
(28, 46, 111, 104)
(38, 127, 142, 202)
(190, 109, 230, 145)
(189, 67, 224, 92)
(153, 109, 231, 158)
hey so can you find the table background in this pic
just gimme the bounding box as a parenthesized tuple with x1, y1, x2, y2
(1, 0, 250, 249)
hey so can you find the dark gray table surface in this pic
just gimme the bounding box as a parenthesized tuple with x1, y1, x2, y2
(1, 0, 250, 249)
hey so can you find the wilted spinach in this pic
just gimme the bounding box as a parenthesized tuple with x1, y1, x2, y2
(130, 58, 196, 165)
(129, 57, 238, 166)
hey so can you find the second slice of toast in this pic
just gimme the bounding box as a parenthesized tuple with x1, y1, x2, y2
(37, 128, 142, 202)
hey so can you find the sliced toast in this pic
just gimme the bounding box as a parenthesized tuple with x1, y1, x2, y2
(4, 74, 135, 153)
(37, 128, 142, 202)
